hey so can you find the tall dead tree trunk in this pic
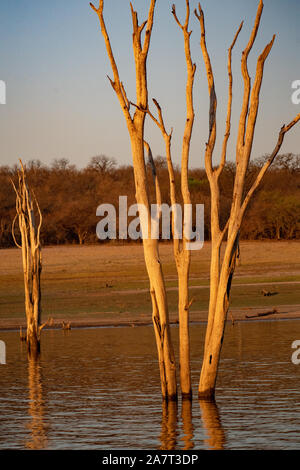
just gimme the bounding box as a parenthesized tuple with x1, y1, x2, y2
(11, 160, 45, 357)
(144, 0, 196, 399)
(90, 0, 177, 400)
(195, 0, 300, 399)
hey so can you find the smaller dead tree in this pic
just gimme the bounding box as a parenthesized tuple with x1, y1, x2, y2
(11, 161, 45, 356)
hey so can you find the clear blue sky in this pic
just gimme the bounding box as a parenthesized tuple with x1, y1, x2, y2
(0, 0, 299, 169)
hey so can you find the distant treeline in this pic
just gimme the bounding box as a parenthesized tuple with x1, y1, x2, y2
(0, 153, 299, 248)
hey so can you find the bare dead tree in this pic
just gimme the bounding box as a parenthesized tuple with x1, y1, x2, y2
(143, 0, 196, 399)
(90, 0, 299, 403)
(90, 0, 177, 400)
(194, 0, 300, 399)
(11, 160, 46, 356)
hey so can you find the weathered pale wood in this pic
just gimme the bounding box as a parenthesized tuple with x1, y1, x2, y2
(195, 0, 300, 399)
(91, 0, 300, 402)
(91, 0, 177, 400)
(143, 1, 196, 398)
(11, 161, 45, 356)
(171, 1, 196, 399)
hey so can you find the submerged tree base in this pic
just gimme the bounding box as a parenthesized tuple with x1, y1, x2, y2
(27, 337, 41, 358)
(198, 389, 216, 401)
(181, 392, 193, 401)
(162, 393, 178, 403)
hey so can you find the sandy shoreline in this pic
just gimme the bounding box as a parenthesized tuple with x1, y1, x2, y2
(1, 304, 300, 331)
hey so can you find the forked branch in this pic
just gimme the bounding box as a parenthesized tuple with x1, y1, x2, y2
(237, 0, 264, 154)
(217, 21, 244, 177)
(90, 0, 132, 125)
(195, 3, 217, 176)
(173, 0, 196, 214)
(243, 34, 276, 156)
(172, 1, 190, 31)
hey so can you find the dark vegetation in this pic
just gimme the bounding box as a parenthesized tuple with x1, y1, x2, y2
(1, 153, 299, 248)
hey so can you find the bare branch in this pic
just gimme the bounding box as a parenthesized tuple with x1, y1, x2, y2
(144, 99, 178, 252)
(284, 114, 300, 133)
(10, 177, 20, 199)
(142, 0, 156, 56)
(172, 4, 183, 30)
(120, 81, 130, 110)
(237, 0, 264, 154)
(131, 97, 171, 138)
(32, 189, 43, 245)
(139, 20, 148, 36)
(144, 140, 157, 179)
(130, 2, 138, 34)
(220, 218, 230, 243)
(144, 99, 177, 214)
(144, 141, 162, 210)
(107, 75, 116, 91)
(184, 0, 190, 30)
(241, 113, 300, 218)
(174, 0, 195, 253)
(172, 0, 191, 31)
(12, 214, 22, 249)
(242, 35, 275, 159)
(217, 21, 244, 177)
(90, 0, 133, 126)
(130, 2, 143, 54)
(89, 1, 101, 14)
(195, 2, 216, 176)
(146, 107, 163, 132)
(152, 98, 169, 136)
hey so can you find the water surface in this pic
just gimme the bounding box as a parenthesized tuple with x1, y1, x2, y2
(0, 321, 299, 449)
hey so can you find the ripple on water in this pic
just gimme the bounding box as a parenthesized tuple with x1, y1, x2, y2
(0, 321, 299, 449)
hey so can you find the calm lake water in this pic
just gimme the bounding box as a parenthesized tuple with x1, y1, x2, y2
(0, 320, 299, 450)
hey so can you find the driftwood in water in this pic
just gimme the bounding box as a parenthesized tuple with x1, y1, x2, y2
(62, 321, 71, 331)
(245, 308, 278, 319)
(261, 289, 278, 297)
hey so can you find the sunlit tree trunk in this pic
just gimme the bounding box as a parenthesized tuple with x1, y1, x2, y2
(171, 2, 195, 400)
(195, 0, 300, 399)
(145, 1, 196, 399)
(11, 161, 46, 357)
(91, 0, 177, 400)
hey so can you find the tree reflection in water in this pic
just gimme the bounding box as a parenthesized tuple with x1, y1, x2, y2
(25, 354, 48, 449)
(181, 399, 194, 450)
(159, 397, 225, 450)
(199, 399, 225, 450)
(160, 400, 178, 450)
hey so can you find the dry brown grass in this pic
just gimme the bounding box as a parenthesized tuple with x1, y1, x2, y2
(0, 240, 299, 326)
